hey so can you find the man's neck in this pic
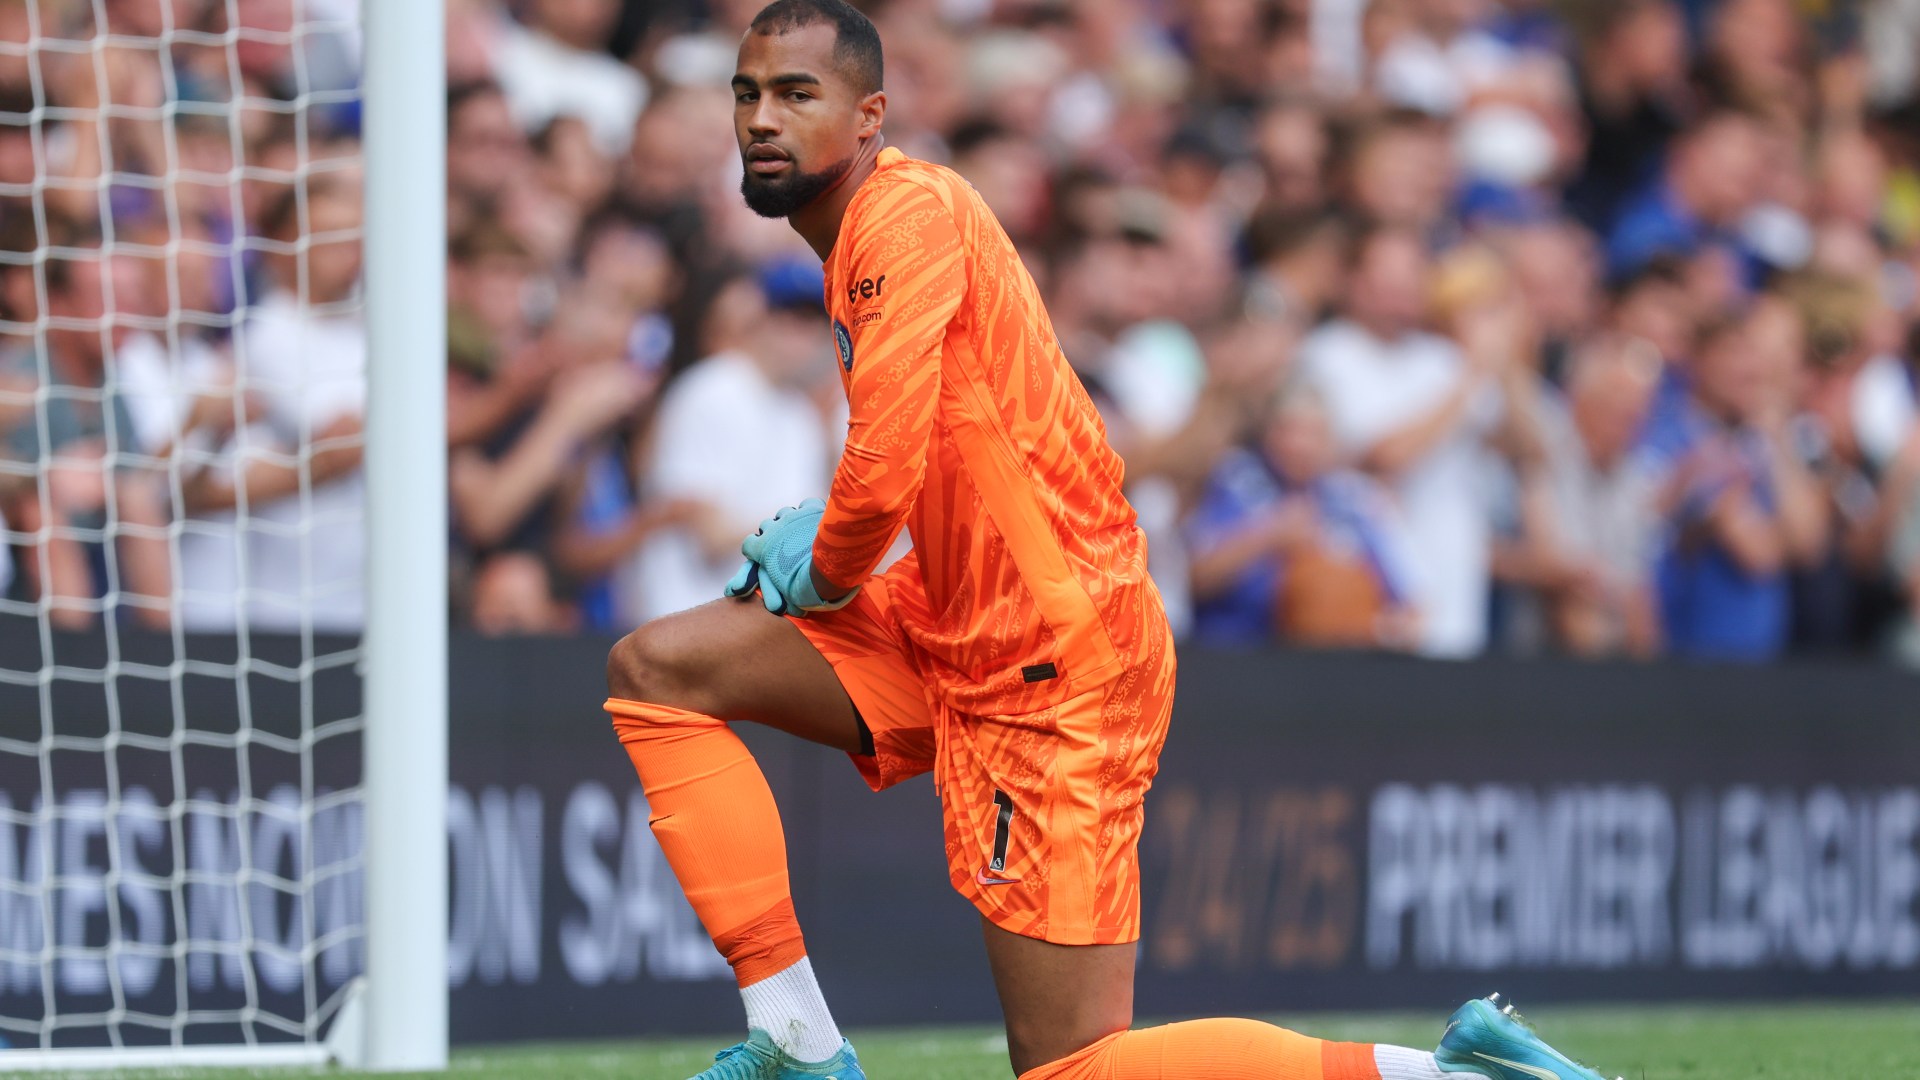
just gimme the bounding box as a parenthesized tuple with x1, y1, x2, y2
(535, 21, 597, 53)
(788, 134, 888, 262)
(1665, 169, 1712, 225)
(740, 343, 790, 385)
(1353, 314, 1407, 345)
(1574, 418, 1618, 474)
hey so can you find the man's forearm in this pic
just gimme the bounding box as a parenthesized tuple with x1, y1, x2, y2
(1709, 489, 1787, 575)
(1767, 436, 1829, 565)
(1362, 373, 1480, 477)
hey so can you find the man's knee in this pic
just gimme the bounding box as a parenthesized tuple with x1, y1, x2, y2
(1007, 1022, 1122, 1080)
(607, 618, 707, 710)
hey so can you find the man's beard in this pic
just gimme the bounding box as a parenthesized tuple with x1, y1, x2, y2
(740, 154, 853, 218)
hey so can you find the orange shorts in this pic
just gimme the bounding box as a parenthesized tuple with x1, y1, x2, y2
(791, 562, 1174, 946)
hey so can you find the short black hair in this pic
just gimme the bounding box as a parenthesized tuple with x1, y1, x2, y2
(948, 118, 1011, 159)
(1606, 254, 1687, 301)
(748, 0, 883, 96)
(1690, 311, 1746, 358)
(447, 79, 505, 128)
(1244, 206, 1346, 266)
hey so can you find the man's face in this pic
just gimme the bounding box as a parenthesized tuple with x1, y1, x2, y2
(449, 92, 527, 200)
(1352, 128, 1450, 230)
(233, 0, 294, 81)
(1612, 1, 1686, 86)
(1507, 223, 1597, 336)
(1613, 280, 1692, 362)
(1265, 403, 1332, 485)
(733, 23, 866, 219)
(1255, 106, 1325, 210)
(303, 190, 365, 306)
(1572, 358, 1655, 468)
(456, 254, 533, 340)
(1696, 326, 1769, 421)
(1349, 233, 1429, 337)
(49, 257, 142, 370)
(1680, 119, 1762, 224)
(535, 0, 618, 50)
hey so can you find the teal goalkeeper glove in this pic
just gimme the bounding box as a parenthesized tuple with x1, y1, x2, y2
(721, 498, 859, 616)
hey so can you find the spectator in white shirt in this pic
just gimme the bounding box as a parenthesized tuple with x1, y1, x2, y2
(1299, 225, 1534, 656)
(114, 214, 249, 632)
(1508, 335, 1667, 656)
(620, 257, 837, 624)
(0, 243, 173, 629)
(185, 179, 366, 634)
(494, 0, 647, 158)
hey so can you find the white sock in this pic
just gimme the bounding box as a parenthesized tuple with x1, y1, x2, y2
(740, 956, 843, 1063)
(1375, 1045, 1447, 1080)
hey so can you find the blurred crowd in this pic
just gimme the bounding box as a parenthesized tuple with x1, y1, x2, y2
(3, 0, 1920, 667)
(0, 0, 364, 635)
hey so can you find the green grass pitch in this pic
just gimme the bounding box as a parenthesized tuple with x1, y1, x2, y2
(37, 1002, 1920, 1079)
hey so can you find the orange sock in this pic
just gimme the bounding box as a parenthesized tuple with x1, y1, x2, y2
(606, 697, 806, 988)
(1016, 1019, 1381, 1080)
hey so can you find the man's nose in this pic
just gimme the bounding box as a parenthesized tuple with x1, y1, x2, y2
(747, 99, 780, 137)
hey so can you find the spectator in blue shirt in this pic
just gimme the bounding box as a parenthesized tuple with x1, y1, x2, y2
(1606, 110, 1766, 287)
(1186, 383, 1418, 649)
(1612, 258, 1703, 464)
(1656, 314, 1829, 660)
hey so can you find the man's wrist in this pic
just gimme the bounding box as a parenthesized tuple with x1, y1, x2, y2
(804, 563, 856, 610)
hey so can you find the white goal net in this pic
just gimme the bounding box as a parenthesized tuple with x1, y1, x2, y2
(0, 0, 438, 1067)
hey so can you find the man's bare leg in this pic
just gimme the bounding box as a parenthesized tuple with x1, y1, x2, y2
(606, 597, 863, 751)
(982, 919, 1134, 1075)
(606, 598, 862, 1065)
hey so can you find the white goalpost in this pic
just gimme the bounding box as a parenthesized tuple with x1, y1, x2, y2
(358, 0, 447, 1070)
(0, 0, 444, 1070)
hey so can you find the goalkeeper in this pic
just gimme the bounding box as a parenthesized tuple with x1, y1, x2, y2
(604, 2, 1620, 1079)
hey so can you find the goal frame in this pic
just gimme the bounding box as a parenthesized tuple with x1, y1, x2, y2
(1, 0, 447, 1071)
(356, 0, 449, 1070)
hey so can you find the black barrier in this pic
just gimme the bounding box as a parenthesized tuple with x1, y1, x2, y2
(1135, 649, 1920, 1017)
(3, 622, 1919, 1048)
(0, 625, 365, 1049)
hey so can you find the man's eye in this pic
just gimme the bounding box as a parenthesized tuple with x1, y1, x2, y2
(788, 91, 810, 102)
(736, 92, 757, 103)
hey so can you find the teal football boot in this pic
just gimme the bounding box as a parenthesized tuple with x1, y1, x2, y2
(687, 1029, 867, 1080)
(1435, 994, 1620, 1080)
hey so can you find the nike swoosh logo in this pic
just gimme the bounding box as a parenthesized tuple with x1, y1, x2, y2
(1474, 1051, 1561, 1080)
(974, 869, 1020, 886)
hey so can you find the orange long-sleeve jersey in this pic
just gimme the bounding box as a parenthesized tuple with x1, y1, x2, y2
(815, 147, 1165, 716)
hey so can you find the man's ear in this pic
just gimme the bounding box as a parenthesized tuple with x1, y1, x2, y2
(858, 90, 886, 139)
